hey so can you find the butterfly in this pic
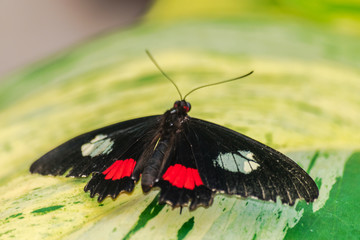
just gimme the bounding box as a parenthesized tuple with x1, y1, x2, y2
(30, 51, 319, 210)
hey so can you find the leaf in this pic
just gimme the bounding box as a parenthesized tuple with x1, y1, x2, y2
(1, 1, 360, 239)
(285, 152, 360, 240)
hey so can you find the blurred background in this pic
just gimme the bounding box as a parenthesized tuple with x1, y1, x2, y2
(1, 0, 360, 78)
(0, 0, 153, 78)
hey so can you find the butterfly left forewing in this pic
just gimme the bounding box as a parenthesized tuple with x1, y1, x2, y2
(185, 118, 319, 206)
(31, 116, 162, 201)
(30, 116, 161, 177)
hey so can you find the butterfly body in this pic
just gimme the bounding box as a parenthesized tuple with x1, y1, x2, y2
(134, 100, 191, 193)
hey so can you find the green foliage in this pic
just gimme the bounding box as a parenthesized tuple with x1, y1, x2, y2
(286, 152, 360, 240)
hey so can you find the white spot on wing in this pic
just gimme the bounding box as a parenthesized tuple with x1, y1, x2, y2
(214, 150, 260, 174)
(81, 134, 114, 158)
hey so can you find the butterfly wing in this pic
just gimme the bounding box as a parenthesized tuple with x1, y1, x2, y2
(31, 115, 162, 201)
(184, 118, 319, 206)
(30, 115, 161, 178)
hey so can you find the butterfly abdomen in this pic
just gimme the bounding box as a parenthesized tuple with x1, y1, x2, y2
(141, 138, 172, 192)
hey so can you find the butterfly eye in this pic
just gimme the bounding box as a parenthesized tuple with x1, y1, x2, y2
(183, 105, 191, 113)
(186, 102, 191, 111)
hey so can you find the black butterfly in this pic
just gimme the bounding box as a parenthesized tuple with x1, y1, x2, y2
(30, 51, 319, 210)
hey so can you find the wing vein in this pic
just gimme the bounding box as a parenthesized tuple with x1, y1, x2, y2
(257, 178, 266, 200)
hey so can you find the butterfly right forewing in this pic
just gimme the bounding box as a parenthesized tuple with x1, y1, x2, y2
(185, 118, 319, 205)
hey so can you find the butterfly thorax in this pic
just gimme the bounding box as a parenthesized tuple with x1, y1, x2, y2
(161, 100, 191, 133)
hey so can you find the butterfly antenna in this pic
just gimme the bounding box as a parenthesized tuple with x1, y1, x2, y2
(146, 50, 183, 100)
(183, 71, 254, 100)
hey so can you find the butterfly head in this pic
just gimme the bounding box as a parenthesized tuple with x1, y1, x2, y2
(173, 100, 191, 113)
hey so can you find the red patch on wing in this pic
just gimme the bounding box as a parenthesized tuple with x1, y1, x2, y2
(102, 158, 136, 180)
(162, 164, 203, 190)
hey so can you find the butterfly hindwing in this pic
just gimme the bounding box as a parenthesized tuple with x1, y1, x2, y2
(155, 131, 215, 210)
(185, 118, 319, 206)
